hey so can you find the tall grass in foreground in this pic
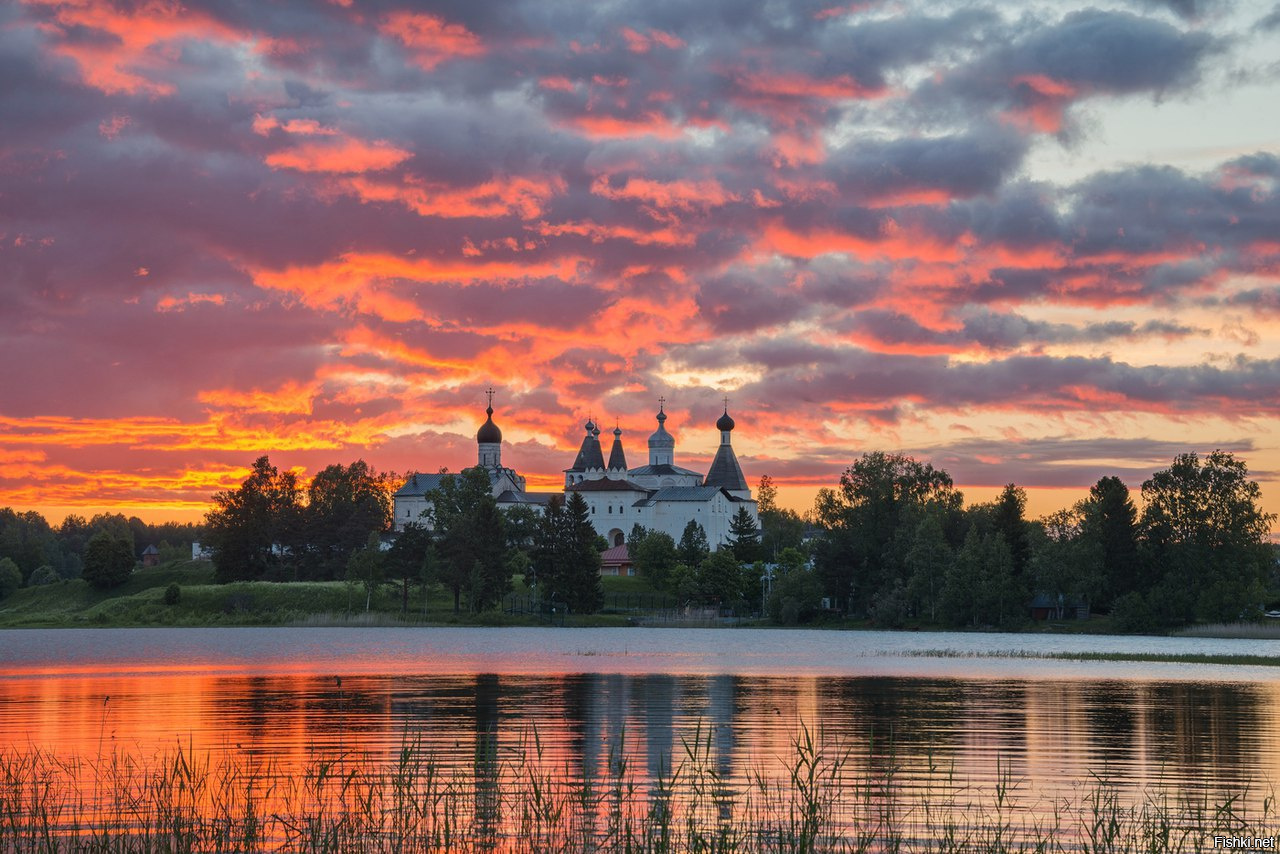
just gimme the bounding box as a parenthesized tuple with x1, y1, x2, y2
(1, 726, 1273, 852)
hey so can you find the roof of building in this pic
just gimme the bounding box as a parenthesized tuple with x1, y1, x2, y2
(567, 422, 606, 471)
(477, 406, 502, 443)
(716, 408, 735, 432)
(396, 467, 522, 497)
(704, 444, 748, 492)
(637, 486, 728, 505)
(567, 478, 650, 493)
(495, 490, 557, 506)
(628, 463, 703, 479)
(600, 544, 630, 565)
(607, 426, 627, 470)
(142, 545, 159, 555)
(394, 472, 450, 497)
(648, 405, 675, 448)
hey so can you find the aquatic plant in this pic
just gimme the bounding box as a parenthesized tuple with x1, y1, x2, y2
(0, 727, 1273, 852)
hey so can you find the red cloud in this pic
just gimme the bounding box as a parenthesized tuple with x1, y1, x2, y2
(379, 11, 486, 70)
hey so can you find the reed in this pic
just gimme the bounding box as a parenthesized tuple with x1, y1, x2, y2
(1, 728, 1273, 852)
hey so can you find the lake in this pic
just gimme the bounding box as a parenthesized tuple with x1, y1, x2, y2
(3, 627, 1279, 850)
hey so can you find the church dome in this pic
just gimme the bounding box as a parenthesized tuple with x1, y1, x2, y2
(716, 409, 735, 432)
(477, 406, 502, 443)
(648, 404, 674, 447)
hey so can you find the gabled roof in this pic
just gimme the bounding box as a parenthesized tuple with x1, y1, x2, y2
(395, 467, 518, 498)
(600, 544, 630, 565)
(567, 478, 650, 493)
(636, 486, 728, 505)
(703, 444, 748, 492)
(496, 490, 557, 506)
(394, 472, 449, 497)
(627, 463, 703, 479)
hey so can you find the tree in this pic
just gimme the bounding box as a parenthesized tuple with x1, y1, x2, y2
(557, 492, 605, 614)
(725, 507, 762, 563)
(0, 557, 21, 599)
(1140, 451, 1276, 622)
(756, 475, 806, 558)
(813, 452, 962, 616)
(630, 529, 678, 589)
(678, 520, 710, 568)
(82, 531, 135, 589)
(694, 551, 744, 608)
(303, 460, 393, 580)
(387, 522, 432, 614)
(532, 494, 603, 615)
(429, 468, 509, 612)
(992, 484, 1031, 578)
(1031, 503, 1103, 610)
(905, 512, 951, 623)
(1081, 476, 1140, 605)
(939, 529, 1020, 628)
(345, 532, 385, 612)
(204, 456, 302, 583)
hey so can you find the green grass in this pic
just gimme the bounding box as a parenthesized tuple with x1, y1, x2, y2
(0, 562, 637, 629)
(908, 648, 1280, 667)
(0, 725, 1273, 852)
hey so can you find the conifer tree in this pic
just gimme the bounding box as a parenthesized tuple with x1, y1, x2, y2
(725, 506, 762, 563)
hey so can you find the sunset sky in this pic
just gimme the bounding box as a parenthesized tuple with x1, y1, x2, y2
(2, 0, 1279, 527)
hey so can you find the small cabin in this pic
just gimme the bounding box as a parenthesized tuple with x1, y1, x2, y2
(141, 545, 161, 567)
(600, 544, 634, 576)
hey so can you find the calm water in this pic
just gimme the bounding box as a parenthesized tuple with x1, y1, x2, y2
(3, 627, 1280, 846)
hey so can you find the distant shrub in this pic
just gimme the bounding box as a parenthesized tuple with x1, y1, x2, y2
(28, 565, 59, 586)
(1111, 591, 1157, 634)
(163, 583, 181, 606)
(0, 557, 22, 598)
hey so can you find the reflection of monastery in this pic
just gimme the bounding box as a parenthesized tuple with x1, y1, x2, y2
(394, 395, 757, 548)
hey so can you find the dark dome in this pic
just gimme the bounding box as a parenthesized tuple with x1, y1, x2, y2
(477, 406, 502, 443)
(716, 410, 735, 432)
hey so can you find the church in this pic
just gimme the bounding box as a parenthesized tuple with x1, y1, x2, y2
(393, 393, 758, 549)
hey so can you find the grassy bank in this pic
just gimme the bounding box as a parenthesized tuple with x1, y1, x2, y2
(1, 727, 1272, 852)
(908, 649, 1280, 667)
(0, 561, 649, 629)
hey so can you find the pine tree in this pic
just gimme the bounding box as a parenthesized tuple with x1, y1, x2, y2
(560, 492, 603, 614)
(725, 506, 762, 563)
(678, 520, 710, 568)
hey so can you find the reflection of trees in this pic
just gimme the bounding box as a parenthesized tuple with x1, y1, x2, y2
(1145, 683, 1264, 781)
(473, 674, 500, 848)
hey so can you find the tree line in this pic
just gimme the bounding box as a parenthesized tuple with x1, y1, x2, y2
(4, 449, 1273, 632)
(805, 450, 1277, 630)
(0, 507, 203, 598)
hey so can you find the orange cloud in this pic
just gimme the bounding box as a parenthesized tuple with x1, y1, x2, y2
(533, 219, 696, 247)
(156, 293, 226, 312)
(379, 11, 486, 70)
(23, 0, 241, 95)
(340, 174, 564, 219)
(249, 252, 586, 319)
(564, 113, 684, 139)
(590, 175, 738, 212)
(265, 138, 412, 174)
(198, 381, 318, 416)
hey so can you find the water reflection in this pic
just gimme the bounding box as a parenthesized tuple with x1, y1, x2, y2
(4, 629, 1280, 847)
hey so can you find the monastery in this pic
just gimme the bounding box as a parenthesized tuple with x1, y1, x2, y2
(394, 393, 758, 549)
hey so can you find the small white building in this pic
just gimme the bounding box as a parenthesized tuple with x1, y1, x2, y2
(393, 394, 758, 549)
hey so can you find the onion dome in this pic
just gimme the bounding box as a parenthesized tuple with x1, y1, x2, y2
(716, 408, 735, 432)
(477, 406, 502, 443)
(648, 403, 674, 448)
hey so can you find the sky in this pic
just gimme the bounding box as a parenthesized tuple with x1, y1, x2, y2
(2, 0, 1279, 527)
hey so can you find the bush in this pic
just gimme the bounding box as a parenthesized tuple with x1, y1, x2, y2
(0, 557, 22, 598)
(28, 565, 60, 586)
(1111, 591, 1157, 633)
(163, 583, 181, 606)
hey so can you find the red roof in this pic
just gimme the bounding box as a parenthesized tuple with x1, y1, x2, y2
(600, 544, 630, 564)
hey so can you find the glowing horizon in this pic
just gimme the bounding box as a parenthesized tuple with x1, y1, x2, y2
(1, 0, 1278, 531)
